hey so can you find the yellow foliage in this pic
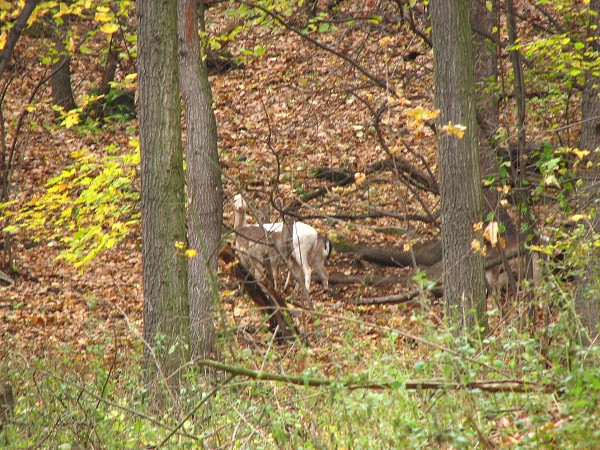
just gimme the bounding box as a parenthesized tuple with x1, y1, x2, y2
(441, 122, 466, 139)
(185, 249, 198, 258)
(3, 142, 140, 271)
(100, 22, 119, 34)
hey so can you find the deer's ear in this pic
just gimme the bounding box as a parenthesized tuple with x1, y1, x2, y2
(326, 238, 333, 258)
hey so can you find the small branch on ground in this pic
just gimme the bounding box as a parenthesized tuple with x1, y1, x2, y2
(195, 359, 556, 393)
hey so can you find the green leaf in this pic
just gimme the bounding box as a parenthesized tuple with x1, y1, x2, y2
(318, 22, 330, 33)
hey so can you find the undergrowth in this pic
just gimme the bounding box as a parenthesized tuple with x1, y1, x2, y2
(2, 304, 599, 449)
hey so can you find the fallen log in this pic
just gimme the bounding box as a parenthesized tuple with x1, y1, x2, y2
(334, 239, 442, 267)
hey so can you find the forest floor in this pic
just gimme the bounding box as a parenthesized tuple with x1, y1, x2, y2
(2, 4, 446, 372)
(2, 3, 590, 448)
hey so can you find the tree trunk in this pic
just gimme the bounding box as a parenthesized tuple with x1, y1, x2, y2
(471, 0, 499, 179)
(49, 20, 77, 113)
(505, 0, 528, 208)
(178, 0, 222, 360)
(137, 0, 191, 404)
(0, 0, 40, 78)
(430, 0, 488, 334)
(574, 0, 600, 343)
(471, 0, 517, 234)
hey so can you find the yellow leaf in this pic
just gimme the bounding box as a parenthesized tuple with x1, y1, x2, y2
(569, 214, 587, 222)
(128, 139, 140, 150)
(483, 221, 499, 246)
(441, 122, 466, 138)
(67, 37, 76, 53)
(70, 150, 86, 159)
(0, 31, 6, 51)
(378, 36, 393, 47)
(175, 241, 186, 249)
(529, 245, 554, 256)
(354, 172, 366, 186)
(542, 173, 560, 188)
(61, 112, 80, 128)
(184, 248, 198, 258)
(100, 22, 119, 34)
(471, 239, 482, 253)
(94, 11, 111, 22)
(572, 149, 590, 159)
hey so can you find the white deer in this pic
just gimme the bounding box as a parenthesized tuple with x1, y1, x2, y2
(232, 194, 330, 293)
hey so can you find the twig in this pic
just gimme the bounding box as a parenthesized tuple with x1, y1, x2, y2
(155, 373, 237, 449)
(238, 0, 395, 95)
(22, 364, 201, 441)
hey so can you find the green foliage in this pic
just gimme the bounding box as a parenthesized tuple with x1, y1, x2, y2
(2, 141, 140, 269)
(3, 299, 600, 449)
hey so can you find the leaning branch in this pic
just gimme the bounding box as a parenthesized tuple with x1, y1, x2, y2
(195, 359, 556, 393)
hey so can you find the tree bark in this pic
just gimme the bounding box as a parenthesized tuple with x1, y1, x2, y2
(471, 0, 500, 179)
(137, 0, 191, 404)
(574, 0, 600, 343)
(505, 0, 528, 205)
(178, 0, 223, 360)
(49, 20, 77, 114)
(471, 0, 518, 235)
(430, 0, 488, 334)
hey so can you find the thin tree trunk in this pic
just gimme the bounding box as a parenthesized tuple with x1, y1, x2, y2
(471, 0, 517, 233)
(574, 0, 600, 344)
(137, 0, 191, 405)
(0, 0, 40, 78)
(430, 0, 488, 334)
(49, 21, 77, 113)
(178, 0, 222, 360)
(505, 0, 527, 184)
(472, 0, 500, 179)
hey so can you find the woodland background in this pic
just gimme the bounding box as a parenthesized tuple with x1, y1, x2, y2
(1, 0, 600, 448)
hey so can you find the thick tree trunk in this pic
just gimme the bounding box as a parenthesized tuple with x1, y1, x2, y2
(137, 0, 191, 403)
(430, 0, 488, 334)
(574, 0, 600, 343)
(178, 0, 222, 360)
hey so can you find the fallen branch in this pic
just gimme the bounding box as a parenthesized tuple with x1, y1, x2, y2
(0, 270, 13, 287)
(349, 285, 444, 305)
(195, 359, 556, 393)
